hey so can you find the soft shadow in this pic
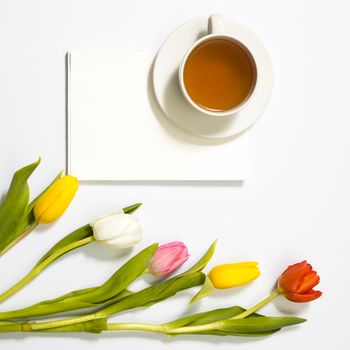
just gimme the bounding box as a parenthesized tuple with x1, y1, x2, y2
(273, 296, 310, 315)
(82, 241, 134, 261)
(35, 221, 59, 233)
(0, 329, 278, 344)
(209, 282, 257, 300)
(98, 330, 273, 344)
(263, 283, 310, 315)
(195, 29, 207, 42)
(65, 52, 70, 175)
(79, 180, 243, 187)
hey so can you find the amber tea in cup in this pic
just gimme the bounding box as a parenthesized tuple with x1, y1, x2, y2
(183, 37, 257, 114)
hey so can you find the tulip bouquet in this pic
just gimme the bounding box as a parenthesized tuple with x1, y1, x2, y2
(0, 160, 322, 339)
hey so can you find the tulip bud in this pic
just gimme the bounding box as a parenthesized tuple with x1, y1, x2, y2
(277, 261, 322, 302)
(208, 262, 260, 289)
(148, 241, 190, 277)
(90, 208, 142, 249)
(34, 175, 79, 224)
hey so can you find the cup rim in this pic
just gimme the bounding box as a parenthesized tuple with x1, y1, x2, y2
(179, 34, 258, 117)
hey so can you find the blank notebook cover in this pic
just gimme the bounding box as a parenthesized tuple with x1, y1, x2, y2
(67, 50, 249, 181)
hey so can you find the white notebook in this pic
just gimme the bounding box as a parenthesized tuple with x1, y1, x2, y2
(67, 50, 249, 181)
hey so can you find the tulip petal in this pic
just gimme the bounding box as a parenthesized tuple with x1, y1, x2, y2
(159, 252, 190, 276)
(93, 214, 136, 241)
(285, 290, 322, 302)
(34, 175, 78, 223)
(90, 208, 124, 227)
(148, 241, 190, 277)
(37, 187, 78, 224)
(103, 231, 142, 248)
(278, 261, 309, 293)
(296, 271, 320, 294)
(208, 262, 260, 289)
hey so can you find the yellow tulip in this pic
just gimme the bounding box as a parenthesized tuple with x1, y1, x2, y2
(34, 175, 79, 224)
(208, 262, 260, 289)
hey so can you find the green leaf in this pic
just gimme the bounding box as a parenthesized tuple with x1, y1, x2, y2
(94, 289, 133, 305)
(37, 287, 98, 305)
(122, 203, 142, 214)
(227, 329, 281, 337)
(217, 316, 306, 334)
(189, 275, 214, 304)
(164, 306, 246, 329)
(0, 244, 157, 321)
(164, 306, 241, 330)
(96, 272, 206, 317)
(165, 305, 267, 330)
(179, 240, 217, 277)
(36, 224, 93, 265)
(163, 306, 299, 337)
(183, 328, 281, 337)
(166, 315, 305, 337)
(79, 243, 157, 303)
(0, 159, 40, 253)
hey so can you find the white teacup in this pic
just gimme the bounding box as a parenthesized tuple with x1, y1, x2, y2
(179, 15, 258, 117)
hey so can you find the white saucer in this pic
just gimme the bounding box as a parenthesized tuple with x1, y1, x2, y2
(153, 16, 273, 140)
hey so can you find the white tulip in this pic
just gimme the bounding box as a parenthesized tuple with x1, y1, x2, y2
(90, 208, 142, 249)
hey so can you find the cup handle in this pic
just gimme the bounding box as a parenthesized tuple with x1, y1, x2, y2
(208, 14, 225, 34)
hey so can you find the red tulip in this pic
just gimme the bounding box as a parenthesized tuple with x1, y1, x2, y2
(277, 261, 322, 302)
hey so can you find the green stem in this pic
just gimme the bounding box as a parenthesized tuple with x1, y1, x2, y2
(163, 322, 217, 335)
(0, 321, 163, 333)
(0, 221, 39, 256)
(107, 322, 213, 335)
(106, 322, 219, 335)
(106, 322, 165, 334)
(0, 236, 95, 303)
(0, 322, 23, 332)
(24, 313, 100, 331)
(232, 290, 281, 319)
(0, 316, 99, 332)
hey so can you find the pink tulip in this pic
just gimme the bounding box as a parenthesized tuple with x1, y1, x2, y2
(148, 241, 190, 277)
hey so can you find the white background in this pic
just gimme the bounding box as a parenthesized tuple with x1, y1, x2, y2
(0, 0, 349, 349)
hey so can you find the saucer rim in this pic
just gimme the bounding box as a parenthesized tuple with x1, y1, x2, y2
(153, 15, 273, 140)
